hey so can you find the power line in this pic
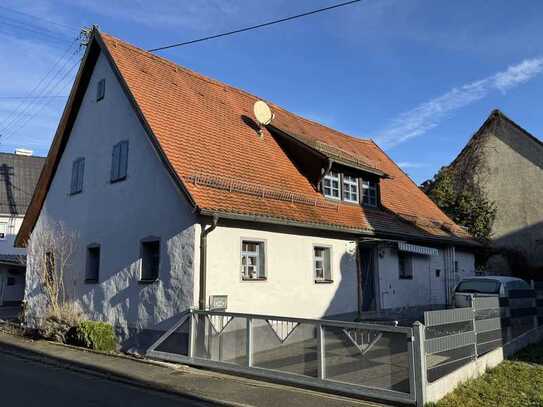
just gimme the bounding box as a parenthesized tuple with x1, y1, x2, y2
(0, 40, 80, 135)
(0, 95, 68, 100)
(0, 4, 78, 32)
(147, 0, 362, 52)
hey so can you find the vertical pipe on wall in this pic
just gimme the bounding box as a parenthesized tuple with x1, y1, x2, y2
(199, 215, 219, 310)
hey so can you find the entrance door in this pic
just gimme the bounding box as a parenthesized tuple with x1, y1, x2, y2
(359, 247, 377, 311)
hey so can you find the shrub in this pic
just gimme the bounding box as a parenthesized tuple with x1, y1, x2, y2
(39, 302, 82, 343)
(67, 320, 117, 352)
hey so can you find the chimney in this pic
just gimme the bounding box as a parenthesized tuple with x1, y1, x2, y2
(15, 148, 33, 156)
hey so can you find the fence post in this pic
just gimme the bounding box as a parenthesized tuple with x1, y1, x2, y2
(317, 323, 325, 380)
(246, 317, 253, 367)
(531, 280, 538, 331)
(412, 321, 427, 407)
(471, 296, 478, 357)
(189, 311, 196, 358)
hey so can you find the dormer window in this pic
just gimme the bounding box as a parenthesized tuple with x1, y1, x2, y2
(323, 171, 340, 200)
(342, 175, 359, 203)
(362, 179, 378, 207)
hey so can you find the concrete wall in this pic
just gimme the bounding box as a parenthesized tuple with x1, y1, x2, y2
(204, 224, 358, 318)
(377, 247, 475, 310)
(477, 120, 543, 273)
(25, 50, 197, 350)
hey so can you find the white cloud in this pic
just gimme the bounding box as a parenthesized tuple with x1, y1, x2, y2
(376, 57, 543, 148)
(398, 162, 427, 169)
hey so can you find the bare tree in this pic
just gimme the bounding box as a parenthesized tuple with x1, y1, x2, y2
(26, 220, 80, 322)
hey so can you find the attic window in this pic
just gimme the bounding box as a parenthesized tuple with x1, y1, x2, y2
(111, 140, 128, 182)
(323, 171, 340, 200)
(70, 157, 85, 195)
(342, 175, 359, 203)
(362, 179, 378, 207)
(96, 79, 105, 101)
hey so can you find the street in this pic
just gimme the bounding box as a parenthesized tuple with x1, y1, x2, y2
(0, 351, 212, 406)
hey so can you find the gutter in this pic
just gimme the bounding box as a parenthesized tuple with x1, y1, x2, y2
(199, 215, 219, 310)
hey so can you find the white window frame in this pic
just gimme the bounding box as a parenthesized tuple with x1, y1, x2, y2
(240, 239, 266, 281)
(323, 171, 340, 200)
(342, 175, 359, 203)
(0, 222, 6, 240)
(313, 245, 333, 283)
(362, 179, 378, 207)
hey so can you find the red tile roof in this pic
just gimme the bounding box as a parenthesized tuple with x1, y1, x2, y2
(16, 29, 475, 246)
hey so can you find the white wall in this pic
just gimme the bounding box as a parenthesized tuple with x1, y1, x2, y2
(204, 225, 359, 318)
(0, 215, 25, 256)
(25, 50, 197, 348)
(377, 246, 475, 309)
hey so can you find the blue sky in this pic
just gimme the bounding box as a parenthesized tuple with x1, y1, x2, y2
(1, 0, 543, 184)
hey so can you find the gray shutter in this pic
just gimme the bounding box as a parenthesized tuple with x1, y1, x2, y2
(71, 160, 78, 193)
(77, 158, 85, 192)
(258, 243, 266, 279)
(324, 248, 331, 281)
(119, 141, 128, 179)
(111, 144, 120, 180)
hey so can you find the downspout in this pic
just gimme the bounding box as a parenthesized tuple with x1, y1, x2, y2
(199, 215, 219, 310)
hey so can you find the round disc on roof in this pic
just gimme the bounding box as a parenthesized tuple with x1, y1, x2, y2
(253, 100, 274, 126)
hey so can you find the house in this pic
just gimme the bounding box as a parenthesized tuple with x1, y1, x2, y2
(0, 150, 45, 308)
(427, 110, 543, 277)
(16, 28, 477, 350)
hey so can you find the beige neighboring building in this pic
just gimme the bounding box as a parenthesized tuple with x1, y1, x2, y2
(444, 109, 543, 276)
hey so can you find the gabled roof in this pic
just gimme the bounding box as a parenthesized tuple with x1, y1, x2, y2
(16, 29, 475, 247)
(0, 152, 45, 216)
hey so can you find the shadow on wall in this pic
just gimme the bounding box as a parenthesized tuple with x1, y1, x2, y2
(25, 220, 196, 353)
(322, 250, 358, 319)
(487, 220, 543, 279)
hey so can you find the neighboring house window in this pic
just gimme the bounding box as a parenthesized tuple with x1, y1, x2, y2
(342, 175, 359, 203)
(70, 157, 85, 194)
(323, 171, 340, 200)
(96, 78, 105, 101)
(0, 222, 6, 239)
(399, 252, 414, 279)
(111, 140, 129, 182)
(141, 239, 160, 282)
(241, 240, 266, 280)
(314, 246, 332, 283)
(362, 179, 378, 207)
(45, 252, 55, 284)
(86, 245, 100, 283)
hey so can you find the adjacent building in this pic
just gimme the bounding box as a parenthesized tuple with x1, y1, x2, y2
(0, 150, 45, 307)
(435, 110, 543, 276)
(16, 29, 477, 350)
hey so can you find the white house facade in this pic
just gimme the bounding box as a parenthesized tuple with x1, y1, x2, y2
(17, 29, 477, 351)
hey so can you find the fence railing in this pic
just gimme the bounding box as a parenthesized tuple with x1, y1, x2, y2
(147, 309, 418, 405)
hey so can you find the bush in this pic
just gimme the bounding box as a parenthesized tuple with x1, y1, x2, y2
(67, 320, 117, 352)
(38, 302, 82, 343)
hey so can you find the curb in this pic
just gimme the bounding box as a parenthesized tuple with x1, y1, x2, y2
(0, 335, 248, 407)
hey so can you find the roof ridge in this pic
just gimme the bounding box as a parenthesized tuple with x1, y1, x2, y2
(100, 31, 374, 148)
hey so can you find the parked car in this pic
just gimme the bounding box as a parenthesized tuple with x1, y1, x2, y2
(453, 276, 533, 307)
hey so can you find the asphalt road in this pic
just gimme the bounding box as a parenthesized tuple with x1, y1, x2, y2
(0, 351, 213, 406)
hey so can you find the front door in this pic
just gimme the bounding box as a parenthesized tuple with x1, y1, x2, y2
(359, 247, 377, 311)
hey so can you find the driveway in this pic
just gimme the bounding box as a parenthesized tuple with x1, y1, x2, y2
(0, 351, 211, 406)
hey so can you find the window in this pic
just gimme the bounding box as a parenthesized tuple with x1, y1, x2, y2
(342, 175, 359, 203)
(45, 252, 55, 285)
(362, 179, 378, 207)
(398, 252, 413, 279)
(111, 140, 129, 182)
(0, 222, 6, 239)
(140, 239, 160, 282)
(7, 277, 15, 286)
(314, 246, 332, 282)
(96, 78, 105, 101)
(456, 279, 500, 295)
(323, 171, 340, 200)
(86, 245, 100, 283)
(70, 157, 85, 194)
(241, 240, 266, 280)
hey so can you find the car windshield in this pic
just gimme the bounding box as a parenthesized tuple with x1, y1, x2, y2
(456, 279, 500, 294)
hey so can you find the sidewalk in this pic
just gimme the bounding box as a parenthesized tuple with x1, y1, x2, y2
(0, 332, 386, 407)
